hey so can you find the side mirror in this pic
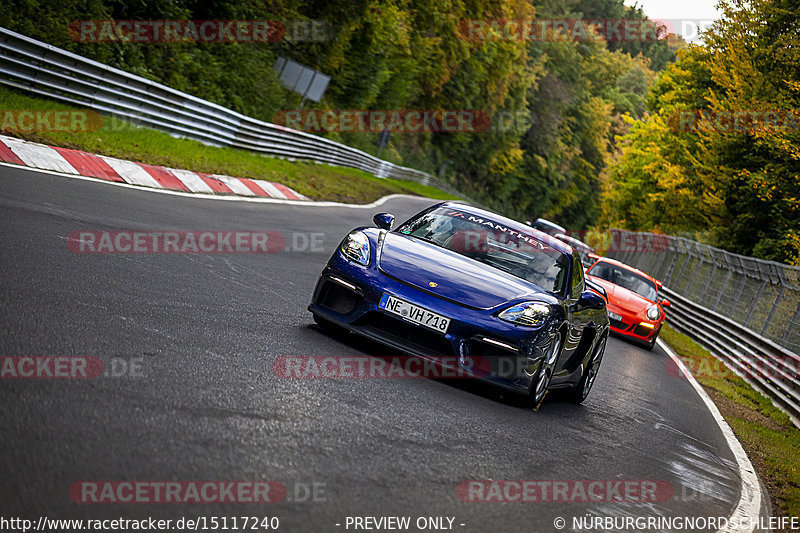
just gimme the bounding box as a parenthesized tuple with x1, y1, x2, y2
(661, 299, 671, 308)
(373, 213, 395, 230)
(580, 289, 606, 309)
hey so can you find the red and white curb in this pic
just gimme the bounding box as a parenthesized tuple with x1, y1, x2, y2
(0, 135, 306, 201)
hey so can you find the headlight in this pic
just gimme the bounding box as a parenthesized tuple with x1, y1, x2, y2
(498, 302, 551, 326)
(340, 231, 371, 266)
(646, 305, 660, 321)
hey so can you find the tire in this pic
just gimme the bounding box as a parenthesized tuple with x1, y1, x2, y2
(566, 335, 607, 404)
(527, 331, 564, 410)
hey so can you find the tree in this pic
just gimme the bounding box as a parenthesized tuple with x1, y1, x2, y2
(603, 0, 800, 264)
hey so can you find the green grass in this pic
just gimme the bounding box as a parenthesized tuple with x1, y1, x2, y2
(0, 86, 460, 204)
(661, 324, 800, 518)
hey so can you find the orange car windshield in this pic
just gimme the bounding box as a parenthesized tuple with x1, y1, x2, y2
(588, 261, 657, 301)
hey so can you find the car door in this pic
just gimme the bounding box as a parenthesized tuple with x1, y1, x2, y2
(556, 253, 590, 374)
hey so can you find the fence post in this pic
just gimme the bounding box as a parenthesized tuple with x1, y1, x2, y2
(664, 253, 679, 286)
(761, 285, 786, 337)
(728, 274, 748, 317)
(745, 280, 767, 327)
(714, 270, 733, 310)
(686, 258, 705, 295)
(675, 251, 693, 288)
(699, 262, 718, 302)
(783, 301, 800, 347)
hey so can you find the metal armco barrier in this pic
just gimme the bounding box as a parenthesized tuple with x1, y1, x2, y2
(662, 288, 800, 426)
(607, 229, 800, 425)
(0, 27, 466, 199)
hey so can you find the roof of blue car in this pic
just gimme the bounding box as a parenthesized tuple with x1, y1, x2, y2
(439, 202, 575, 256)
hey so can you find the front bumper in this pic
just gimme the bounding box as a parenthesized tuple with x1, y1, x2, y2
(308, 256, 557, 393)
(606, 304, 661, 342)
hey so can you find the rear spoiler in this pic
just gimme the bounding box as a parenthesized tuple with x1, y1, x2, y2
(585, 278, 607, 302)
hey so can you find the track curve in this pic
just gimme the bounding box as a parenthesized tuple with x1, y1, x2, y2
(0, 165, 750, 531)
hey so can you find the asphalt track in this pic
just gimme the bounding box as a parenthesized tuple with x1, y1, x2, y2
(0, 165, 748, 531)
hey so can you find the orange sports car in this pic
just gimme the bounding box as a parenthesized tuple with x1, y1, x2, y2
(584, 257, 670, 350)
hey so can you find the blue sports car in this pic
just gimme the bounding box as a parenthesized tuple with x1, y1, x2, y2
(308, 202, 610, 408)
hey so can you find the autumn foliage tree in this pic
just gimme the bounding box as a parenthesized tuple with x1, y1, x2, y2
(603, 0, 800, 265)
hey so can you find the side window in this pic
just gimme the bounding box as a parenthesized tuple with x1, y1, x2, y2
(570, 254, 584, 300)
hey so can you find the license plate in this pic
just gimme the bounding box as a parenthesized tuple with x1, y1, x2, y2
(608, 311, 622, 321)
(379, 294, 450, 334)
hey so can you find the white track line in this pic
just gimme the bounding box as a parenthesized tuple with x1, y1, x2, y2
(657, 338, 764, 533)
(0, 161, 437, 209)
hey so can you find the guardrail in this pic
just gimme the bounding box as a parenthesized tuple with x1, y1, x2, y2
(662, 288, 800, 426)
(606, 229, 800, 425)
(0, 27, 466, 199)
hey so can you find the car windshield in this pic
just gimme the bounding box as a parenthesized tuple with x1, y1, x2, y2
(588, 261, 657, 301)
(397, 207, 571, 294)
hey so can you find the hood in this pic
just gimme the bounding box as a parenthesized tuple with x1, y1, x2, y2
(586, 275, 653, 314)
(378, 233, 543, 309)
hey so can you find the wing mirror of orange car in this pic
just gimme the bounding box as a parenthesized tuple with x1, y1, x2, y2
(661, 299, 671, 308)
(373, 213, 395, 230)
